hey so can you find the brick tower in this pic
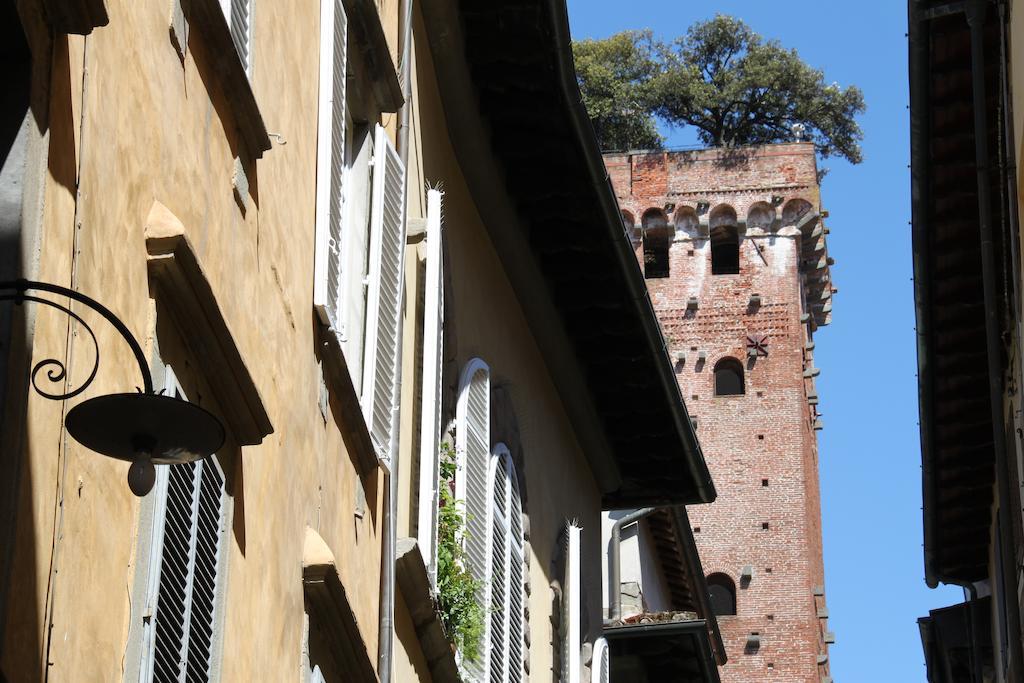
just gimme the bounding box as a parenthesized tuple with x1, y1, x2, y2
(606, 143, 834, 682)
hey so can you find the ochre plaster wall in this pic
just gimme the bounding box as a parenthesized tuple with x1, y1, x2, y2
(3, 1, 385, 679)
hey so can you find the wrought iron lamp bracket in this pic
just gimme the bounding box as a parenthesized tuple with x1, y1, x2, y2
(0, 279, 155, 399)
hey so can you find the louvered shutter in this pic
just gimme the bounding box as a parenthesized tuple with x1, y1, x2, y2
(229, 0, 252, 74)
(418, 189, 445, 586)
(488, 445, 525, 683)
(361, 124, 407, 470)
(313, 0, 348, 335)
(488, 456, 508, 683)
(149, 456, 227, 682)
(562, 521, 582, 683)
(456, 360, 490, 680)
(507, 457, 525, 683)
(591, 638, 610, 683)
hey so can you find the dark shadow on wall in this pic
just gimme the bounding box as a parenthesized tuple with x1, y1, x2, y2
(1, 6, 72, 679)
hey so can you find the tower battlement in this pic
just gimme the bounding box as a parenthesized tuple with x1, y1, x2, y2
(606, 142, 835, 329)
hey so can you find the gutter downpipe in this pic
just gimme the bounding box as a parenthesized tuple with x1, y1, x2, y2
(966, 0, 1024, 674)
(606, 508, 656, 623)
(378, 2, 414, 681)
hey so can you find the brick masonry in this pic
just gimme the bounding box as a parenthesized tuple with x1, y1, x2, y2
(605, 143, 834, 682)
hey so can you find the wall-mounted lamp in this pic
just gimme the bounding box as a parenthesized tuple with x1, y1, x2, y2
(1, 280, 225, 496)
(770, 195, 784, 206)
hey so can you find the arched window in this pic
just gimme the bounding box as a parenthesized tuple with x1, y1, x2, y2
(455, 359, 491, 679)
(710, 224, 740, 274)
(487, 444, 525, 682)
(707, 573, 737, 616)
(714, 358, 745, 396)
(641, 209, 670, 279)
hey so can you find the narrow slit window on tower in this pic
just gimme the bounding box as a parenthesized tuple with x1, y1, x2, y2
(710, 224, 740, 274)
(642, 209, 670, 279)
(714, 358, 745, 396)
(707, 573, 737, 616)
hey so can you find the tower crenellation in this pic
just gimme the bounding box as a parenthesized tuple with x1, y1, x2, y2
(605, 142, 834, 682)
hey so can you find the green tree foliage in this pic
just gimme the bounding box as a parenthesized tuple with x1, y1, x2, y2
(573, 16, 866, 163)
(436, 442, 485, 663)
(573, 30, 664, 151)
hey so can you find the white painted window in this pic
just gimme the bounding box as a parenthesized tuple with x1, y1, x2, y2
(313, 0, 350, 337)
(361, 123, 408, 471)
(455, 358, 491, 680)
(138, 370, 229, 682)
(591, 637, 610, 683)
(418, 188, 446, 586)
(486, 444, 525, 683)
(219, 0, 253, 75)
(562, 520, 582, 683)
(313, 0, 408, 471)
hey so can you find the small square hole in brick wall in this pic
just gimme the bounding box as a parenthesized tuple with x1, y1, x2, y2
(767, 614, 774, 621)
(687, 249, 695, 256)
(767, 663, 775, 671)
(762, 522, 770, 530)
(757, 434, 764, 440)
(756, 391, 764, 397)
(691, 394, 699, 401)
(693, 526, 701, 533)
(765, 567, 772, 573)
(690, 346, 698, 351)
(762, 479, 769, 487)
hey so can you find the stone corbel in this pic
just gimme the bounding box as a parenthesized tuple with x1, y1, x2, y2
(303, 528, 379, 683)
(144, 200, 273, 446)
(395, 539, 461, 682)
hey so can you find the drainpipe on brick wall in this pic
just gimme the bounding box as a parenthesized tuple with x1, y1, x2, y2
(377, 2, 414, 681)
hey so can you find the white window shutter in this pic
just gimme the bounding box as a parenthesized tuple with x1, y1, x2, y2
(361, 124, 407, 470)
(488, 454, 508, 683)
(455, 359, 490, 679)
(489, 445, 525, 683)
(148, 457, 228, 682)
(562, 521, 582, 683)
(229, 0, 253, 74)
(507, 455, 525, 683)
(591, 638, 610, 683)
(418, 189, 445, 586)
(313, 0, 348, 335)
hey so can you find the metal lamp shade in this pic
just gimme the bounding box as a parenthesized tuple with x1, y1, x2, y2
(65, 393, 225, 465)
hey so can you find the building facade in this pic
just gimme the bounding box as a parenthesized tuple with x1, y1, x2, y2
(606, 144, 835, 682)
(910, 2, 1024, 680)
(0, 1, 721, 682)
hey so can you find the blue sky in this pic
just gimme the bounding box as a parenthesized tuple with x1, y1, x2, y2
(565, 1, 963, 680)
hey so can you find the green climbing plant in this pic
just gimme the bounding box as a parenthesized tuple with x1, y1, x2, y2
(436, 441, 486, 663)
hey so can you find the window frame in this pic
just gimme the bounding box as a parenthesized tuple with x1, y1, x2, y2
(137, 366, 231, 683)
(486, 443, 526, 683)
(313, 1, 409, 471)
(219, 0, 254, 76)
(713, 357, 745, 396)
(706, 573, 737, 617)
(710, 224, 741, 275)
(454, 358, 492, 679)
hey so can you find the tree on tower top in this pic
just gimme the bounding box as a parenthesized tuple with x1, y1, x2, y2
(573, 15, 866, 163)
